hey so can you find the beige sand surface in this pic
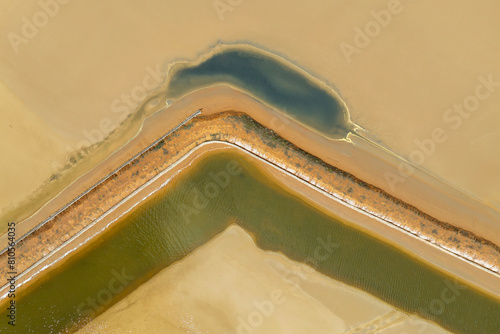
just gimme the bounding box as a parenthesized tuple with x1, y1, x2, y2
(4, 86, 499, 258)
(77, 225, 449, 334)
(173, 86, 500, 245)
(3, 142, 499, 309)
(1, 0, 499, 224)
(0, 80, 68, 215)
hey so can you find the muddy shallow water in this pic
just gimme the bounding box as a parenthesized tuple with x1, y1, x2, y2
(2, 151, 498, 333)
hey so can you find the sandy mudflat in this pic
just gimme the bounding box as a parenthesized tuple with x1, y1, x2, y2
(3, 139, 499, 312)
(1, 0, 499, 227)
(0, 1, 499, 330)
(4, 86, 500, 267)
(0, 136, 498, 332)
(0, 81, 68, 219)
(2, 97, 500, 313)
(169, 86, 500, 246)
(77, 225, 449, 334)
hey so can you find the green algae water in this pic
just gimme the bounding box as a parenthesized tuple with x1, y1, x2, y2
(2, 151, 499, 333)
(161, 46, 351, 138)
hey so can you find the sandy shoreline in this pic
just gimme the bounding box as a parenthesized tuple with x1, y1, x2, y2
(2, 0, 500, 223)
(1, 112, 499, 308)
(4, 86, 500, 251)
(77, 225, 450, 334)
(178, 86, 500, 241)
(1, 2, 499, 331)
